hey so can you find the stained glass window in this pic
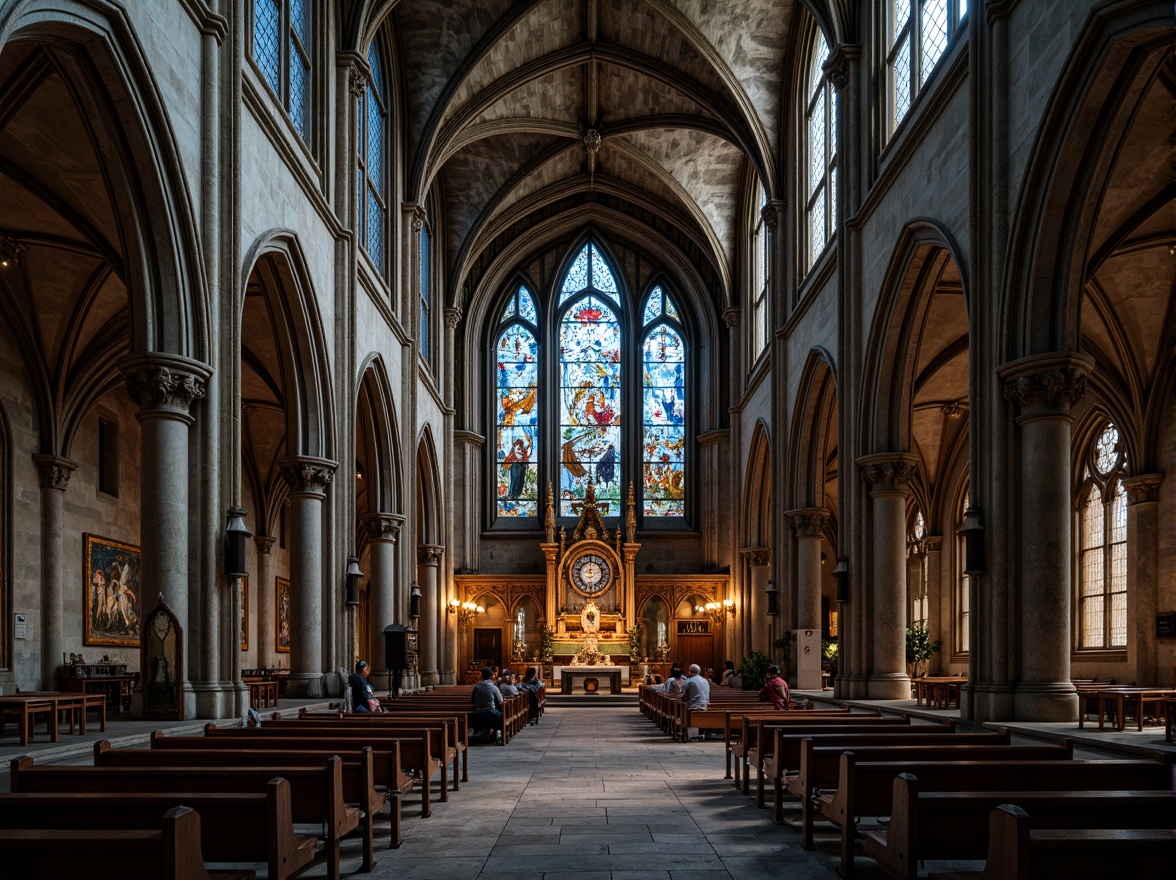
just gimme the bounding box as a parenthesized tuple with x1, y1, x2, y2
(1077, 422, 1127, 649)
(250, 0, 313, 143)
(887, 1, 966, 139)
(559, 243, 619, 305)
(419, 222, 431, 364)
(751, 185, 769, 360)
(358, 43, 387, 274)
(805, 32, 837, 272)
(642, 290, 685, 517)
(495, 286, 540, 518)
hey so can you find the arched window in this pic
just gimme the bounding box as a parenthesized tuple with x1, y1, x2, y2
(1077, 422, 1128, 649)
(750, 184, 769, 361)
(805, 33, 837, 271)
(419, 216, 432, 365)
(490, 241, 691, 526)
(495, 285, 539, 518)
(641, 287, 686, 516)
(358, 42, 387, 273)
(886, 0, 968, 137)
(251, 0, 312, 141)
(559, 246, 621, 516)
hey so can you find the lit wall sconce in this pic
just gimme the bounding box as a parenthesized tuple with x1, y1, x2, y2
(410, 582, 422, 620)
(834, 556, 850, 603)
(723, 598, 736, 617)
(694, 601, 725, 623)
(765, 579, 778, 616)
(345, 556, 363, 607)
(224, 507, 251, 579)
(448, 598, 484, 625)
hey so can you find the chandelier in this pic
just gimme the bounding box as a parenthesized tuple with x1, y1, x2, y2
(448, 598, 485, 626)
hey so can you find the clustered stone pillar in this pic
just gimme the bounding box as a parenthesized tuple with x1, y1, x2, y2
(279, 456, 336, 697)
(859, 453, 919, 699)
(121, 354, 210, 716)
(1123, 474, 1162, 685)
(787, 509, 829, 634)
(417, 544, 444, 685)
(741, 547, 771, 654)
(32, 455, 77, 690)
(254, 535, 276, 668)
(1000, 352, 1094, 721)
(362, 512, 405, 676)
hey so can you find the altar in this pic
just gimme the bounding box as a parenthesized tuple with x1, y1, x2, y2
(556, 665, 627, 694)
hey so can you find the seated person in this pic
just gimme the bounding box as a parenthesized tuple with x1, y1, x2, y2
(720, 659, 740, 688)
(758, 663, 790, 709)
(517, 666, 545, 724)
(468, 666, 504, 738)
(349, 660, 379, 712)
(663, 669, 685, 695)
(498, 671, 520, 696)
(680, 664, 711, 711)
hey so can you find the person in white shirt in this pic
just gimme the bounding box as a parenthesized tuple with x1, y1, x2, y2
(680, 664, 711, 711)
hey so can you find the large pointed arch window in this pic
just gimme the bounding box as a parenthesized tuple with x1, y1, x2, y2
(357, 42, 387, 273)
(495, 285, 539, 517)
(641, 286, 686, 516)
(559, 246, 622, 516)
(1077, 422, 1127, 649)
(805, 32, 836, 271)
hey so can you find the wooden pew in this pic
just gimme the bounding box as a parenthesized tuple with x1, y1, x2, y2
(102, 738, 395, 858)
(864, 773, 1176, 880)
(389, 690, 529, 742)
(0, 804, 253, 880)
(0, 778, 314, 880)
(788, 741, 1073, 845)
(213, 719, 453, 807)
(728, 710, 894, 785)
(817, 756, 1171, 879)
(931, 803, 1176, 880)
(10, 754, 359, 880)
(676, 701, 852, 743)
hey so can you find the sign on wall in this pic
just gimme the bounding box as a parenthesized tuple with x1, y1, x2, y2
(676, 620, 709, 635)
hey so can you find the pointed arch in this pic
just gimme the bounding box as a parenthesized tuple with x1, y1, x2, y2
(355, 355, 403, 517)
(743, 420, 773, 549)
(415, 425, 443, 546)
(789, 348, 839, 515)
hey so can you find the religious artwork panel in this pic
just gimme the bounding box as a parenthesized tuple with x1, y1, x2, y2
(276, 577, 291, 653)
(560, 425, 622, 515)
(84, 534, 142, 646)
(240, 575, 250, 651)
(497, 320, 539, 517)
(643, 322, 685, 516)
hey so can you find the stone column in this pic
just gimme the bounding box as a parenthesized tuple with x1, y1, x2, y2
(923, 537, 944, 671)
(1122, 474, 1162, 686)
(858, 453, 919, 699)
(121, 354, 210, 716)
(32, 455, 77, 689)
(279, 456, 336, 697)
(362, 512, 405, 675)
(417, 544, 444, 685)
(741, 547, 771, 654)
(254, 535, 276, 668)
(999, 352, 1094, 720)
(787, 509, 829, 633)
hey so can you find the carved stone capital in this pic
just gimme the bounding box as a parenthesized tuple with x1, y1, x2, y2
(722, 307, 740, 329)
(418, 543, 445, 566)
(254, 535, 277, 555)
(362, 512, 406, 542)
(824, 43, 860, 92)
(760, 199, 785, 231)
(741, 546, 771, 567)
(347, 60, 368, 98)
(32, 454, 78, 491)
(941, 401, 964, 419)
(922, 536, 944, 553)
(787, 507, 830, 538)
(857, 453, 919, 493)
(278, 456, 337, 497)
(444, 307, 462, 330)
(411, 208, 425, 233)
(998, 352, 1095, 417)
(120, 353, 211, 421)
(1121, 473, 1163, 505)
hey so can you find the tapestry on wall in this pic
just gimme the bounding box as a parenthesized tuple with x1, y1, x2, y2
(84, 534, 142, 646)
(276, 576, 291, 653)
(240, 575, 249, 651)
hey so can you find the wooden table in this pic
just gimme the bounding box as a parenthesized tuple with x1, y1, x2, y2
(243, 678, 279, 708)
(62, 674, 136, 713)
(561, 669, 622, 694)
(913, 676, 967, 707)
(1081, 688, 1176, 732)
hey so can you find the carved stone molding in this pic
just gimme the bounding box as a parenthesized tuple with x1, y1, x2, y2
(1121, 473, 1163, 505)
(362, 512, 406, 542)
(857, 453, 919, 493)
(824, 43, 860, 92)
(741, 546, 771, 567)
(444, 307, 462, 330)
(582, 128, 602, 155)
(120, 353, 211, 419)
(278, 456, 337, 497)
(418, 544, 445, 566)
(32, 454, 78, 491)
(922, 536, 944, 553)
(347, 61, 367, 98)
(254, 535, 276, 555)
(941, 401, 964, 419)
(722, 307, 740, 329)
(998, 352, 1095, 416)
(787, 508, 830, 538)
(761, 199, 785, 231)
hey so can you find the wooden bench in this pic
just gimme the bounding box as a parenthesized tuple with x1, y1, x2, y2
(929, 803, 1176, 880)
(864, 773, 1176, 880)
(817, 756, 1171, 878)
(729, 711, 895, 785)
(11, 754, 359, 880)
(787, 740, 1073, 845)
(0, 804, 253, 880)
(0, 778, 314, 880)
(388, 692, 530, 742)
(675, 701, 854, 743)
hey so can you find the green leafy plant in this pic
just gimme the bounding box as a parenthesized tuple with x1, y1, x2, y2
(738, 650, 772, 691)
(821, 637, 838, 663)
(905, 623, 942, 678)
(539, 623, 554, 661)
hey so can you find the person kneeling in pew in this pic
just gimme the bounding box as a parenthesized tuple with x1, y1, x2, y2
(349, 660, 382, 712)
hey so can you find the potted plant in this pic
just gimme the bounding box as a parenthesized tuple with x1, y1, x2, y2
(905, 623, 942, 680)
(821, 637, 838, 682)
(738, 650, 772, 691)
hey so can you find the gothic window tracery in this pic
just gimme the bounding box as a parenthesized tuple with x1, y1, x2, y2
(641, 287, 686, 517)
(251, 0, 312, 142)
(1077, 422, 1128, 650)
(885, 0, 968, 138)
(805, 33, 837, 270)
(495, 286, 540, 518)
(358, 42, 387, 274)
(750, 185, 769, 361)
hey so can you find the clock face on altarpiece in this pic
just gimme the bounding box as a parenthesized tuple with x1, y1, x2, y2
(569, 552, 613, 596)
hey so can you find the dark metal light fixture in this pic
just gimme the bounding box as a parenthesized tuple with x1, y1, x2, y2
(0, 233, 24, 268)
(345, 556, 363, 606)
(410, 582, 422, 620)
(224, 507, 251, 578)
(765, 579, 778, 616)
(834, 556, 850, 603)
(959, 507, 986, 575)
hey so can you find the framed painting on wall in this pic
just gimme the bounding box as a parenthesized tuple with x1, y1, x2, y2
(276, 576, 291, 653)
(240, 575, 250, 651)
(84, 534, 142, 646)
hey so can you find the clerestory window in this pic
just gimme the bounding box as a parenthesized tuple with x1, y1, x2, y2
(357, 42, 387, 275)
(805, 33, 837, 271)
(251, 0, 312, 142)
(886, 0, 968, 138)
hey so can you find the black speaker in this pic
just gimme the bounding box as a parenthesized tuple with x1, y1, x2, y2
(384, 624, 409, 669)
